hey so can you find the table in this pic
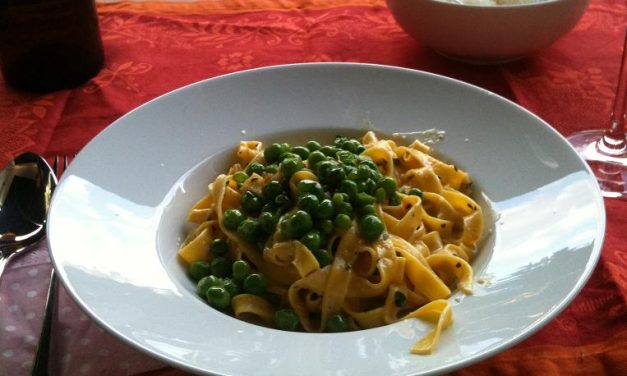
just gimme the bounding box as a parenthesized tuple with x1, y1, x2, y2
(0, 1, 625, 375)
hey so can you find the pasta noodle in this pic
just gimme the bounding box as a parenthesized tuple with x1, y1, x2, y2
(179, 131, 484, 354)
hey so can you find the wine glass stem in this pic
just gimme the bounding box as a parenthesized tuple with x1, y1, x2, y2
(601, 29, 627, 156)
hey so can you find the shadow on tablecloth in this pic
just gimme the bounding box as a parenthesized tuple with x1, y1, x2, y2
(0, 240, 171, 376)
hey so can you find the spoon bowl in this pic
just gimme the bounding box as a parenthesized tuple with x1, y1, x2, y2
(0, 152, 56, 279)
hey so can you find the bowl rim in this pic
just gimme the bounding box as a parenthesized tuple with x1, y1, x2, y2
(387, 0, 587, 10)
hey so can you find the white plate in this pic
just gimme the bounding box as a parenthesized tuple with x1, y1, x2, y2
(48, 63, 605, 376)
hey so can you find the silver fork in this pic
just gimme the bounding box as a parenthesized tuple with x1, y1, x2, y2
(32, 155, 69, 376)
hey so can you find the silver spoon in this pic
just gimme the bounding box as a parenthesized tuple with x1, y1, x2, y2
(0, 152, 56, 281)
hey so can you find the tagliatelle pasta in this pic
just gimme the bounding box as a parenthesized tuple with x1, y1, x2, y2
(178, 131, 483, 354)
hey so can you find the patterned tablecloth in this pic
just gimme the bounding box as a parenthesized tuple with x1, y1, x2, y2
(0, 1, 626, 375)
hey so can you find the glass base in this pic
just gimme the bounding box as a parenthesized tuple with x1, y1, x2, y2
(567, 130, 627, 199)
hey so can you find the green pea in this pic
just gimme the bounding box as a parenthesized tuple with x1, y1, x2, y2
(390, 193, 402, 206)
(223, 209, 245, 230)
(357, 178, 376, 194)
(210, 257, 230, 277)
(361, 164, 381, 179)
(237, 218, 260, 243)
(243, 273, 267, 295)
(315, 199, 335, 219)
(297, 180, 324, 199)
(297, 194, 319, 212)
(232, 260, 251, 281)
(326, 313, 349, 332)
(259, 211, 278, 234)
(314, 160, 336, 177)
(245, 162, 265, 176)
(261, 203, 276, 215)
(334, 214, 352, 231)
(360, 215, 384, 242)
(291, 146, 310, 160)
(264, 164, 279, 174)
(300, 231, 321, 251)
(241, 191, 263, 215)
(196, 275, 223, 297)
(275, 308, 300, 331)
(313, 248, 333, 267)
(264, 143, 287, 164)
(206, 286, 231, 310)
(394, 291, 406, 307)
(343, 138, 357, 150)
(307, 150, 326, 169)
(345, 165, 359, 180)
(316, 219, 334, 236)
(280, 157, 303, 177)
(337, 202, 353, 216)
(321, 166, 345, 186)
(344, 139, 364, 154)
(282, 211, 313, 239)
(374, 187, 386, 204)
(333, 136, 348, 148)
(339, 180, 358, 200)
(356, 165, 372, 180)
(407, 188, 423, 197)
(232, 171, 248, 186)
(332, 192, 346, 207)
(280, 152, 300, 162)
(354, 192, 375, 207)
(262, 180, 284, 203)
(358, 156, 378, 171)
(274, 193, 292, 213)
(305, 140, 321, 152)
(335, 150, 356, 165)
(319, 145, 339, 156)
(223, 278, 241, 297)
(359, 204, 377, 215)
(371, 169, 383, 182)
(378, 177, 397, 195)
(210, 238, 229, 257)
(188, 260, 211, 281)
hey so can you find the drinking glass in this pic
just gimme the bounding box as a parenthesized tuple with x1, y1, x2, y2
(0, 0, 104, 92)
(567, 29, 627, 199)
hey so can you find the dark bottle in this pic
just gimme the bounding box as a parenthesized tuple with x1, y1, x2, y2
(0, 0, 104, 92)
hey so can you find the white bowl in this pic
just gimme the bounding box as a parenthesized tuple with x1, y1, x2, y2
(385, 0, 589, 63)
(48, 63, 604, 375)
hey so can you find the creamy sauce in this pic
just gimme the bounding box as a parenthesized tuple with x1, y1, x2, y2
(392, 129, 446, 145)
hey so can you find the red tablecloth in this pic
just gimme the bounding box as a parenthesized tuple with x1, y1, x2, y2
(0, 1, 626, 375)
